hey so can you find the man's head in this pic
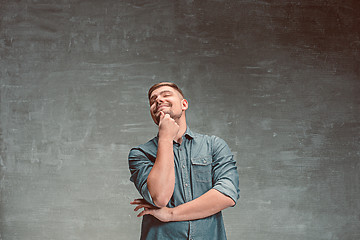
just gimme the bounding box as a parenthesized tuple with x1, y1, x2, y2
(148, 82, 188, 125)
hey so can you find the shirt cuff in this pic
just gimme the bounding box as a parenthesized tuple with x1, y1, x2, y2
(213, 179, 240, 206)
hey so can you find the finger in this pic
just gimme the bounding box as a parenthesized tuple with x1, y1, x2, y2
(133, 204, 153, 211)
(137, 208, 150, 218)
(165, 114, 176, 122)
(137, 210, 145, 217)
(130, 199, 146, 204)
(158, 111, 166, 125)
(159, 111, 165, 120)
(134, 205, 144, 211)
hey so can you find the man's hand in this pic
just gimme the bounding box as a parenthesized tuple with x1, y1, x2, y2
(158, 111, 179, 141)
(131, 199, 173, 222)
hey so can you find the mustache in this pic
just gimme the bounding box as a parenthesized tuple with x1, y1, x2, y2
(154, 103, 171, 113)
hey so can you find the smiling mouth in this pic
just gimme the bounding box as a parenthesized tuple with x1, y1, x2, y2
(156, 105, 170, 112)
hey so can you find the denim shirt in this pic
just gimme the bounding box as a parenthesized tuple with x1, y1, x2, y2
(128, 128, 240, 240)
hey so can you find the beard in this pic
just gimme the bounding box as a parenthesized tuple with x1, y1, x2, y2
(153, 108, 183, 125)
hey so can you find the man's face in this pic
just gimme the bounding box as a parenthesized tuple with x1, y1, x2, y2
(149, 86, 188, 125)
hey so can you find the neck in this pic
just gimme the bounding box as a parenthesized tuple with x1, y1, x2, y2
(174, 116, 187, 144)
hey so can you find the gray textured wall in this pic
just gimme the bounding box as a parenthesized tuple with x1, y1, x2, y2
(0, 0, 359, 239)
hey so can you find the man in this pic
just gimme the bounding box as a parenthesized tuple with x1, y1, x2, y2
(128, 82, 240, 240)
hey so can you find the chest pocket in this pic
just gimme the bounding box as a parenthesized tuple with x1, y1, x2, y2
(191, 155, 212, 183)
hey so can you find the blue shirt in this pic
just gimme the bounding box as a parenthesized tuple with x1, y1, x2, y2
(128, 128, 240, 240)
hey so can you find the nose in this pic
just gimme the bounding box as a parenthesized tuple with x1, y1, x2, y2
(156, 95, 164, 104)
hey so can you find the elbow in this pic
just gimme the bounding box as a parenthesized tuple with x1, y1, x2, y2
(229, 199, 236, 207)
(151, 192, 171, 208)
(153, 197, 169, 208)
(224, 196, 236, 208)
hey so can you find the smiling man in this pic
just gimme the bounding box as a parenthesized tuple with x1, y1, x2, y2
(128, 82, 240, 240)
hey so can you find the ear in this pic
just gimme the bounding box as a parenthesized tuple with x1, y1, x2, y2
(181, 99, 188, 111)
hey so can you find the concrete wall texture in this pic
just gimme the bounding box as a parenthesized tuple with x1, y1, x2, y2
(0, 0, 359, 239)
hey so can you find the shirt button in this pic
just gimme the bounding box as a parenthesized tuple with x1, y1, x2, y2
(185, 183, 189, 187)
(182, 165, 186, 168)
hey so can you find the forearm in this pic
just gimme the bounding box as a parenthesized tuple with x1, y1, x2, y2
(147, 138, 175, 207)
(170, 189, 235, 221)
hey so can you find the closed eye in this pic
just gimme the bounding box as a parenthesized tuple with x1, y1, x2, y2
(149, 90, 174, 105)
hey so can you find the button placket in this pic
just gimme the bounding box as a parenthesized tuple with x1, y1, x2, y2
(179, 144, 192, 202)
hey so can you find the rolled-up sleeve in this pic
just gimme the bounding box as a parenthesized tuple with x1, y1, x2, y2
(128, 148, 156, 206)
(211, 136, 240, 205)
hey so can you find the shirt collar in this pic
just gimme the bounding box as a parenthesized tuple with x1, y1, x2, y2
(155, 126, 194, 140)
(184, 127, 194, 140)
